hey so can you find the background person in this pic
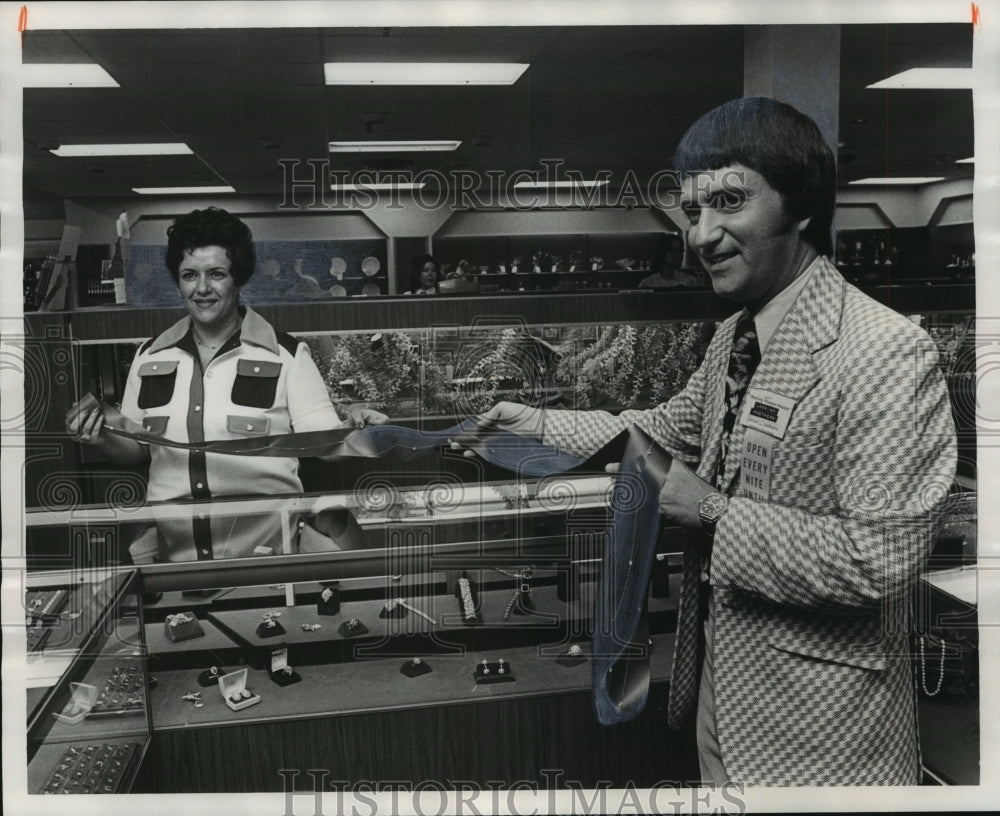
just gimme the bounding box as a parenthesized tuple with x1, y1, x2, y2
(465, 98, 956, 786)
(638, 232, 704, 288)
(66, 207, 386, 563)
(404, 254, 440, 295)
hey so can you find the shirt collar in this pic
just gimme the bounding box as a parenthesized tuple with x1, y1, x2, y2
(750, 256, 821, 353)
(146, 306, 278, 355)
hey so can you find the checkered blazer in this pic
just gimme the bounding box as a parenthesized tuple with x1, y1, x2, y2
(544, 257, 957, 785)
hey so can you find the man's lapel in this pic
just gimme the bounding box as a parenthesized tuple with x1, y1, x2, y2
(717, 259, 845, 494)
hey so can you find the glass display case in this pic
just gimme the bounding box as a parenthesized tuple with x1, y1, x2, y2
(25, 569, 150, 795)
(23, 478, 688, 792)
(15, 286, 979, 790)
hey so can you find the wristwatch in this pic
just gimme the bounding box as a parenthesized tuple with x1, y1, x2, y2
(698, 492, 729, 535)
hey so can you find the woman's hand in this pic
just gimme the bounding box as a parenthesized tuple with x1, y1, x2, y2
(65, 394, 108, 445)
(64, 395, 149, 466)
(345, 408, 390, 428)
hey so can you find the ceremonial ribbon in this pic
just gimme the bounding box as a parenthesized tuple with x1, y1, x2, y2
(78, 392, 669, 724)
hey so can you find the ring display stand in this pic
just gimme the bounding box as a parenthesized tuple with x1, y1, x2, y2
(269, 645, 302, 686)
(337, 618, 369, 638)
(400, 658, 432, 678)
(197, 665, 230, 687)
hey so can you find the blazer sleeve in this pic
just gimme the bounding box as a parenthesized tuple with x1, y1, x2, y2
(710, 327, 957, 614)
(540, 346, 713, 463)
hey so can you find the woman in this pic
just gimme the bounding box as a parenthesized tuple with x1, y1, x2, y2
(66, 207, 386, 563)
(404, 254, 440, 295)
(638, 233, 705, 288)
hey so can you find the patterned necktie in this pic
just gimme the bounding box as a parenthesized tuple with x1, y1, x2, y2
(716, 313, 761, 488)
(667, 313, 761, 730)
(666, 530, 706, 729)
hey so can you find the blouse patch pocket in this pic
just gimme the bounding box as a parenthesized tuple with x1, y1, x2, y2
(137, 360, 179, 409)
(142, 416, 169, 436)
(227, 415, 271, 435)
(231, 359, 282, 408)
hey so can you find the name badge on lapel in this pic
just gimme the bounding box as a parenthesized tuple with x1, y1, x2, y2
(739, 388, 795, 440)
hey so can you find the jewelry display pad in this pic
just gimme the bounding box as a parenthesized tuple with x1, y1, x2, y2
(454, 575, 484, 626)
(400, 658, 433, 678)
(205, 595, 443, 668)
(337, 618, 369, 638)
(197, 665, 231, 688)
(162, 612, 205, 643)
(556, 646, 589, 668)
(145, 616, 241, 660)
(317, 583, 341, 616)
(147, 633, 677, 732)
(473, 660, 515, 684)
(255, 618, 287, 638)
(36, 741, 140, 795)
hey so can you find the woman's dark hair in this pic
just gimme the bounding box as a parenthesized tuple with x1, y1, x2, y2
(651, 233, 684, 273)
(417, 254, 441, 275)
(165, 207, 256, 286)
(673, 97, 835, 256)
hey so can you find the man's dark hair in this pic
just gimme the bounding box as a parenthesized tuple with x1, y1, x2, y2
(673, 97, 835, 256)
(165, 207, 256, 286)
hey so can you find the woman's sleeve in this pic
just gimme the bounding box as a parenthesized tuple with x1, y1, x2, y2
(286, 342, 346, 432)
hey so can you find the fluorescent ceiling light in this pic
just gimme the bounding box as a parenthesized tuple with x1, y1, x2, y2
(23, 63, 119, 88)
(513, 179, 610, 190)
(867, 68, 973, 89)
(329, 140, 460, 153)
(52, 143, 193, 157)
(956, 157, 974, 164)
(133, 185, 235, 195)
(849, 177, 945, 185)
(330, 182, 426, 191)
(325, 62, 528, 85)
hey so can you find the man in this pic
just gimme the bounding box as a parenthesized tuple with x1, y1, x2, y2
(638, 232, 703, 288)
(474, 98, 956, 785)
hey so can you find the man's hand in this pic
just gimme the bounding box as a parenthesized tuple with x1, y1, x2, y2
(658, 457, 715, 528)
(345, 408, 390, 428)
(607, 456, 715, 528)
(475, 401, 545, 437)
(450, 400, 545, 458)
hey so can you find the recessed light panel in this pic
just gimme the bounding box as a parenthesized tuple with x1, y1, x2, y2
(328, 140, 460, 153)
(23, 63, 119, 88)
(513, 180, 610, 190)
(325, 63, 528, 85)
(330, 183, 427, 191)
(132, 186, 235, 195)
(52, 143, 193, 157)
(867, 68, 973, 89)
(849, 177, 945, 185)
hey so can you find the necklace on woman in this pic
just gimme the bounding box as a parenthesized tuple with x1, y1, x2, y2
(192, 316, 240, 352)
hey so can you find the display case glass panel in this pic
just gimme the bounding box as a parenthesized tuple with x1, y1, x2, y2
(25, 569, 150, 795)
